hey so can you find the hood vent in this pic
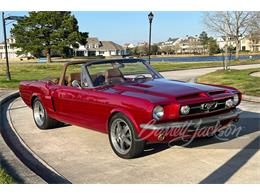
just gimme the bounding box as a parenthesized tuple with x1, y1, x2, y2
(208, 90, 227, 96)
(176, 93, 201, 100)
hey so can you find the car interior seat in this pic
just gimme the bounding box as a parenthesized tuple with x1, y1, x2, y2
(105, 68, 125, 85)
(68, 72, 81, 87)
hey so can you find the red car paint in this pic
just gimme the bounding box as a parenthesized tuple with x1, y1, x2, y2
(19, 59, 241, 142)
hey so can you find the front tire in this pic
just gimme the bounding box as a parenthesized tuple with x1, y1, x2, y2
(108, 113, 145, 159)
(33, 97, 62, 129)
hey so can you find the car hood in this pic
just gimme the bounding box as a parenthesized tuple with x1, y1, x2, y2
(110, 79, 230, 103)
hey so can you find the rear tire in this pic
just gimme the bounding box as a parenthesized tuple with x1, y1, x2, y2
(32, 97, 62, 129)
(108, 113, 145, 159)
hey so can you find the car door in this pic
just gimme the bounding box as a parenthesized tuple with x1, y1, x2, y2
(52, 86, 92, 126)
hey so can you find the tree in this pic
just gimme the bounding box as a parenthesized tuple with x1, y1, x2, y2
(11, 11, 85, 63)
(160, 46, 172, 55)
(249, 12, 260, 32)
(199, 31, 208, 45)
(199, 31, 209, 53)
(203, 11, 253, 60)
(207, 37, 219, 55)
(151, 44, 159, 55)
(188, 38, 201, 54)
(172, 43, 181, 54)
(131, 47, 140, 55)
(138, 43, 149, 56)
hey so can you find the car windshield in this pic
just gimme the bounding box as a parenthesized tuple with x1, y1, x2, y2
(86, 60, 162, 87)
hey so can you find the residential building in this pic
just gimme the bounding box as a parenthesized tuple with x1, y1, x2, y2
(136, 42, 148, 47)
(0, 37, 21, 59)
(159, 38, 179, 48)
(216, 37, 236, 50)
(158, 36, 204, 54)
(240, 37, 252, 51)
(123, 43, 135, 49)
(242, 34, 260, 52)
(73, 37, 127, 57)
(217, 35, 260, 52)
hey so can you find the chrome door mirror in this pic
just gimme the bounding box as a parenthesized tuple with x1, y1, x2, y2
(72, 80, 81, 88)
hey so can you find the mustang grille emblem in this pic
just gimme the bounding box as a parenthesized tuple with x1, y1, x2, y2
(201, 102, 217, 111)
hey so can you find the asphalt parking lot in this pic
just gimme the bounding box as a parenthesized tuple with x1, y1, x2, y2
(3, 96, 259, 183)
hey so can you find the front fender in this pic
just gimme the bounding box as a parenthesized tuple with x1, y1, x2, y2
(107, 108, 141, 134)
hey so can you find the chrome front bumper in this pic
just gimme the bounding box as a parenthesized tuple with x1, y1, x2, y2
(140, 108, 242, 131)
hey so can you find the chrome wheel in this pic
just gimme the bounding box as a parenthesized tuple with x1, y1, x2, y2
(33, 100, 45, 127)
(110, 118, 132, 155)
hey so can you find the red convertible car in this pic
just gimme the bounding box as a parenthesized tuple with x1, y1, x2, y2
(19, 58, 241, 158)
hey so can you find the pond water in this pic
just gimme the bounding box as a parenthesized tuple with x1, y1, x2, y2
(149, 54, 260, 62)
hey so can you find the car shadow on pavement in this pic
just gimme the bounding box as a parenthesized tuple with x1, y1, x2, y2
(175, 110, 259, 148)
(138, 110, 259, 159)
(141, 142, 170, 157)
(173, 110, 260, 184)
(199, 136, 259, 183)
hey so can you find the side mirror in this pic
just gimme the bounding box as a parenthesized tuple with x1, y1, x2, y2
(72, 80, 81, 88)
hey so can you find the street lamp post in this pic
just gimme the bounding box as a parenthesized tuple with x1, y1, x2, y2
(2, 12, 11, 81)
(1, 12, 25, 81)
(148, 12, 154, 64)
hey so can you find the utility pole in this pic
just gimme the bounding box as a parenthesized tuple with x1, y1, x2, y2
(1, 13, 25, 81)
(2, 12, 11, 81)
(148, 12, 154, 64)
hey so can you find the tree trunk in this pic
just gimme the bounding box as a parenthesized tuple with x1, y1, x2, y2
(235, 40, 240, 60)
(47, 48, 51, 63)
(224, 43, 228, 70)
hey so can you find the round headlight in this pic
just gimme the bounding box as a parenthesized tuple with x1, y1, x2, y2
(153, 105, 164, 120)
(180, 105, 190, 115)
(225, 99, 234, 108)
(233, 94, 239, 105)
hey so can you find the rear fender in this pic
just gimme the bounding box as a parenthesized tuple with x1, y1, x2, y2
(31, 93, 43, 108)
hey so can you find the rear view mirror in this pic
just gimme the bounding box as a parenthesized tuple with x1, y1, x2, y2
(72, 80, 81, 88)
(113, 62, 125, 68)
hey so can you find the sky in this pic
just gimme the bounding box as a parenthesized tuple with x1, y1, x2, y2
(0, 11, 207, 45)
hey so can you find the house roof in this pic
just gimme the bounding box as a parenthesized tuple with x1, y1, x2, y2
(169, 38, 179, 43)
(88, 41, 124, 51)
(86, 37, 100, 44)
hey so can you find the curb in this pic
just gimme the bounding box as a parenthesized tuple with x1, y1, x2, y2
(0, 91, 71, 184)
(242, 95, 260, 103)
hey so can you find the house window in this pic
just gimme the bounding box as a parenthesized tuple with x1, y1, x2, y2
(99, 51, 104, 55)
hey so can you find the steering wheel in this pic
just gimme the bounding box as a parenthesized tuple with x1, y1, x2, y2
(133, 74, 146, 82)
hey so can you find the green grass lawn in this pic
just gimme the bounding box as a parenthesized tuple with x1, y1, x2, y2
(0, 167, 15, 184)
(197, 68, 260, 96)
(151, 59, 260, 72)
(0, 58, 260, 89)
(0, 63, 63, 88)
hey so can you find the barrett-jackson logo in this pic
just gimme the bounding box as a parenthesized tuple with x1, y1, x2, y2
(201, 101, 217, 111)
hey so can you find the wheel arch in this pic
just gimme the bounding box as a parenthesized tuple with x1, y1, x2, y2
(106, 108, 139, 133)
(30, 93, 42, 108)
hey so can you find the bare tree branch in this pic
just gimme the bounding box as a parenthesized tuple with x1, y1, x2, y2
(203, 11, 255, 60)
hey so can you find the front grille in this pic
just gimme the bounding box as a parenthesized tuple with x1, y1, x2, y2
(183, 98, 229, 116)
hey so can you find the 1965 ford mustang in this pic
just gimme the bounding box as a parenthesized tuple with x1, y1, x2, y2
(19, 58, 241, 158)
